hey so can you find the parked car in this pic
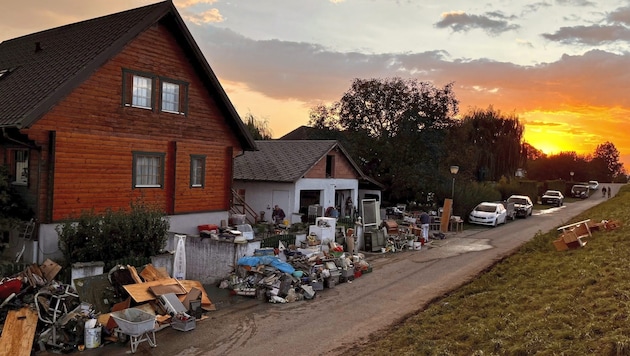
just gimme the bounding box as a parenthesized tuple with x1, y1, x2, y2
(571, 184, 590, 199)
(588, 180, 599, 190)
(385, 206, 405, 219)
(541, 190, 564, 206)
(468, 202, 507, 227)
(507, 195, 533, 218)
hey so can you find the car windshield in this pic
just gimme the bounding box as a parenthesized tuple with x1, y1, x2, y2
(475, 204, 497, 212)
(508, 198, 528, 205)
(545, 191, 560, 196)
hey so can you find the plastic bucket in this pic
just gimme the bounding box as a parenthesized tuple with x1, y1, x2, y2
(85, 326, 101, 349)
(413, 242, 422, 250)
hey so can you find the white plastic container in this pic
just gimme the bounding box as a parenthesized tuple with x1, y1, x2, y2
(84, 325, 101, 349)
(413, 242, 422, 250)
(236, 224, 254, 240)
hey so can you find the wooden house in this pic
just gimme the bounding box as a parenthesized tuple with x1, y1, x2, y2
(0, 1, 256, 262)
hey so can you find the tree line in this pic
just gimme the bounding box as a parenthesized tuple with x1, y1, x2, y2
(248, 77, 626, 209)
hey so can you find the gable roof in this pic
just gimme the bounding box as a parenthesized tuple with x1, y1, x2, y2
(234, 140, 366, 183)
(0, 0, 255, 150)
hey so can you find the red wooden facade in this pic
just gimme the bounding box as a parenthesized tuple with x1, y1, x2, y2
(1, 5, 254, 223)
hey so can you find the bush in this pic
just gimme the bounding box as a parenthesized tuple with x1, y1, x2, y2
(454, 181, 501, 218)
(56, 201, 169, 265)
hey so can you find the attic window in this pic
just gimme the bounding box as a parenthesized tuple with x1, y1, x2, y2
(160, 77, 188, 115)
(122, 69, 156, 110)
(326, 155, 335, 178)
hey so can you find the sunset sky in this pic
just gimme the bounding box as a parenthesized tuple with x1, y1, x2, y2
(2, 0, 630, 169)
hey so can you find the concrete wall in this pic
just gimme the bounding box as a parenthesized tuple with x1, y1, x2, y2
(34, 211, 230, 264)
(164, 233, 260, 284)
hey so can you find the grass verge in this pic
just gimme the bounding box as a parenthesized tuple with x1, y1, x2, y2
(357, 185, 630, 355)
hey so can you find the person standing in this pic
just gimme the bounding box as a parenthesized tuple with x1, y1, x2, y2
(602, 186, 607, 198)
(272, 205, 286, 224)
(419, 211, 431, 243)
(608, 186, 611, 198)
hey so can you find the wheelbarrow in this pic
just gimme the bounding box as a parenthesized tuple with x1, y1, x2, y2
(110, 308, 157, 353)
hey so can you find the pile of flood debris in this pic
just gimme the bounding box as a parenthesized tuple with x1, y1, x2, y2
(220, 241, 372, 303)
(0, 260, 213, 354)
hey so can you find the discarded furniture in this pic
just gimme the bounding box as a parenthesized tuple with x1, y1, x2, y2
(553, 219, 591, 251)
(450, 216, 464, 233)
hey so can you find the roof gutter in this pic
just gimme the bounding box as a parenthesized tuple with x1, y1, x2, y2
(2, 127, 40, 150)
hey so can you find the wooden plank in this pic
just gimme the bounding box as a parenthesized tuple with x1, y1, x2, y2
(139, 264, 170, 282)
(0, 307, 38, 355)
(123, 278, 186, 303)
(440, 199, 452, 233)
(127, 265, 144, 284)
(149, 284, 187, 296)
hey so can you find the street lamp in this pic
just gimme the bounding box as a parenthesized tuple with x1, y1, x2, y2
(450, 165, 459, 199)
(570, 171, 574, 182)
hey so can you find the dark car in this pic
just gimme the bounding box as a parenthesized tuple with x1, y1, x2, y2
(507, 195, 533, 218)
(541, 190, 564, 206)
(571, 184, 589, 199)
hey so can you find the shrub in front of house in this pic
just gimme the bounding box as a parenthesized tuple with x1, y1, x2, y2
(56, 201, 169, 265)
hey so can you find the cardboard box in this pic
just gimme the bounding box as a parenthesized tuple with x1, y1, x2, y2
(553, 239, 568, 252)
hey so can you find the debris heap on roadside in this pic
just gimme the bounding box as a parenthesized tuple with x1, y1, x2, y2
(220, 241, 372, 304)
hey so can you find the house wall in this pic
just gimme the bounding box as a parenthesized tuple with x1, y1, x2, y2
(232, 181, 296, 223)
(21, 21, 242, 224)
(304, 149, 359, 179)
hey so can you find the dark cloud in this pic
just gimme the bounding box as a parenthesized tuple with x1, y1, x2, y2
(526, 121, 564, 127)
(522, 2, 552, 15)
(555, 0, 596, 7)
(193, 23, 630, 116)
(434, 11, 520, 36)
(607, 6, 630, 25)
(542, 24, 630, 45)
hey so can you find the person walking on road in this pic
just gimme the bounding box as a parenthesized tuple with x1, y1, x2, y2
(608, 186, 612, 198)
(602, 186, 607, 198)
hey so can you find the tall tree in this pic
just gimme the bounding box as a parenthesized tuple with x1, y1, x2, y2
(456, 107, 525, 182)
(593, 141, 624, 182)
(310, 77, 459, 203)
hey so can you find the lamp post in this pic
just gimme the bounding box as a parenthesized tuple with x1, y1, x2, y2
(450, 165, 459, 199)
(570, 171, 574, 182)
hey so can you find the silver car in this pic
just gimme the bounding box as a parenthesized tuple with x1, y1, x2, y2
(507, 195, 533, 218)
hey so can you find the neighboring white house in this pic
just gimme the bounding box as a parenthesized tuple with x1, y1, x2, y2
(233, 140, 379, 224)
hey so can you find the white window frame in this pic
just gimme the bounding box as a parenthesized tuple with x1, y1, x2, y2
(190, 155, 206, 188)
(160, 77, 188, 115)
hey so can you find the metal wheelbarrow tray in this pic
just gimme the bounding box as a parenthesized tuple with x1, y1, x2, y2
(110, 308, 158, 353)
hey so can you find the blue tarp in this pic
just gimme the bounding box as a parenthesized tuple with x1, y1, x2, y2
(237, 255, 295, 274)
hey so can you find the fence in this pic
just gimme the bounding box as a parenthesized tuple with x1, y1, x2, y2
(260, 234, 297, 248)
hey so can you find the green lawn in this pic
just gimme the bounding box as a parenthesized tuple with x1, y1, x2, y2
(358, 185, 630, 355)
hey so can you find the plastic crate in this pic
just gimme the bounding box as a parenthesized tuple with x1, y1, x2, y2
(172, 317, 196, 332)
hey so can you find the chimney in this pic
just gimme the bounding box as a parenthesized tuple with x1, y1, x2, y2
(35, 42, 42, 52)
